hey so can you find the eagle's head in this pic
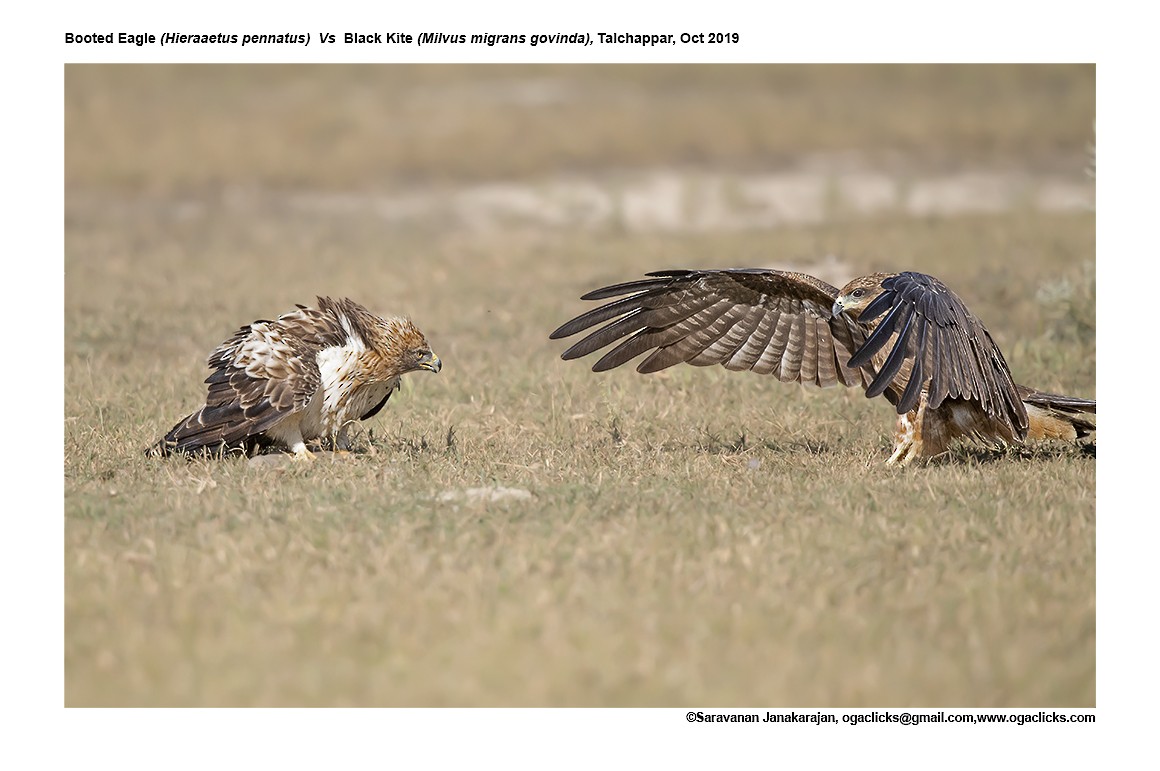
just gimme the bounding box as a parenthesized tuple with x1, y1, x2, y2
(322, 297, 441, 381)
(379, 317, 442, 377)
(401, 333, 442, 375)
(832, 272, 894, 320)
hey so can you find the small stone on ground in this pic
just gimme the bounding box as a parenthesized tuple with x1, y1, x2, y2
(436, 486, 533, 504)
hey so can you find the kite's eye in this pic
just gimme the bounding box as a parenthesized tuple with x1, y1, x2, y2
(851, 288, 865, 298)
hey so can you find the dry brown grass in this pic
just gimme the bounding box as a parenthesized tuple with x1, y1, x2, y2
(64, 64, 1095, 706)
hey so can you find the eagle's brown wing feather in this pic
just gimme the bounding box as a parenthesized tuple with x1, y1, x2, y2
(847, 271, 1028, 436)
(550, 269, 871, 389)
(158, 309, 341, 454)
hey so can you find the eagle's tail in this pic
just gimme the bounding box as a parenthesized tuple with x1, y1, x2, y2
(1017, 385, 1096, 442)
(145, 406, 261, 458)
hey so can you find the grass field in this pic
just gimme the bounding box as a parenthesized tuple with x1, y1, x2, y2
(64, 64, 1095, 706)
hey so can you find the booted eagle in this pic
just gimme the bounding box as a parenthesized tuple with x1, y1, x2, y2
(150, 297, 441, 458)
(550, 269, 1094, 465)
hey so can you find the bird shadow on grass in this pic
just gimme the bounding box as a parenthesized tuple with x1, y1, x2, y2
(683, 431, 1093, 466)
(936, 440, 1095, 466)
(366, 425, 458, 459)
(147, 425, 461, 465)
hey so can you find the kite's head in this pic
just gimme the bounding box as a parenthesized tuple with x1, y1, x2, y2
(832, 273, 894, 320)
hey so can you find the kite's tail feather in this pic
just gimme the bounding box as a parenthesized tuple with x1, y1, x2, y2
(1017, 385, 1096, 441)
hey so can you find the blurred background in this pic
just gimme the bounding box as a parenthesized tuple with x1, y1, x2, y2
(65, 65, 1095, 707)
(67, 64, 1093, 188)
(65, 65, 1095, 366)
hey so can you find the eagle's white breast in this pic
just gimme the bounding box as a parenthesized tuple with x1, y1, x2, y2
(298, 335, 396, 441)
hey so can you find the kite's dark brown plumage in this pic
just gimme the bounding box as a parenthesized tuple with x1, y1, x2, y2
(551, 269, 1094, 464)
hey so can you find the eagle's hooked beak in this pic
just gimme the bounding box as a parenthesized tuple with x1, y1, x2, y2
(417, 352, 442, 373)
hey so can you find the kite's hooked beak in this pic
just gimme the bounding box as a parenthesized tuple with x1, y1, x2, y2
(417, 352, 442, 373)
(831, 298, 846, 318)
